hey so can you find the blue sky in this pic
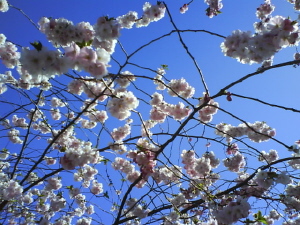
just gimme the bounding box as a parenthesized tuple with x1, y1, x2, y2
(1, 0, 300, 224)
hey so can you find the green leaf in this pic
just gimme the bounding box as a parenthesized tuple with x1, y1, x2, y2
(75, 40, 93, 48)
(103, 191, 109, 198)
(30, 41, 43, 51)
(100, 158, 110, 165)
(254, 211, 268, 224)
(161, 64, 168, 70)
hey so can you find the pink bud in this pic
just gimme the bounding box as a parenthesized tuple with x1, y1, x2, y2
(226, 92, 232, 101)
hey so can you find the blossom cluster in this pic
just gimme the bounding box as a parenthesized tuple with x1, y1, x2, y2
(112, 157, 146, 188)
(212, 196, 250, 224)
(258, 149, 279, 163)
(0, 34, 19, 69)
(150, 92, 191, 122)
(221, 15, 300, 64)
(198, 97, 219, 123)
(47, 127, 102, 170)
(19, 46, 70, 84)
(127, 138, 158, 179)
(136, 2, 166, 27)
(288, 0, 300, 11)
(107, 88, 139, 120)
(152, 165, 182, 185)
(0, 71, 16, 94)
(167, 78, 195, 98)
(0, 177, 23, 201)
(125, 198, 150, 219)
(256, 0, 274, 19)
(111, 124, 131, 142)
(0, 0, 8, 12)
(254, 169, 292, 190)
(283, 182, 300, 212)
(181, 150, 219, 179)
(68, 77, 113, 101)
(215, 121, 276, 143)
(64, 43, 110, 78)
(205, 0, 223, 18)
(223, 152, 245, 172)
(115, 71, 136, 88)
(39, 17, 95, 47)
(74, 165, 98, 188)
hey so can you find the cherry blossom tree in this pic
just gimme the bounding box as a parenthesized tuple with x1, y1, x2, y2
(1, 0, 300, 224)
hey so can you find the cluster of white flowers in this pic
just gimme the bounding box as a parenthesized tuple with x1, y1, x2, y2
(199, 97, 219, 123)
(39, 17, 95, 47)
(154, 67, 167, 90)
(109, 142, 127, 154)
(12, 114, 28, 128)
(163, 211, 181, 225)
(286, 183, 300, 199)
(50, 128, 101, 169)
(288, 152, 300, 169)
(180, 4, 189, 14)
(115, 71, 136, 88)
(111, 124, 131, 142)
(64, 43, 110, 78)
(0, 0, 8, 12)
(32, 120, 52, 134)
(0, 34, 20, 68)
(136, 2, 166, 27)
(50, 195, 66, 212)
(8, 128, 23, 144)
(125, 198, 150, 219)
(0, 71, 17, 94)
(284, 183, 300, 212)
(117, 11, 138, 29)
(205, 0, 223, 18)
(91, 180, 103, 195)
(167, 78, 195, 98)
(76, 217, 92, 225)
(60, 143, 101, 170)
(181, 150, 219, 179)
(261, 210, 282, 225)
(19, 46, 69, 79)
(117, 2, 166, 29)
(141, 119, 157, 137)
(234, 172, 267, 197)
(152, 165, 182, 185)
(46, 177, 62, 191)
(107, 88, 139, 120)
(74, 165, 98, 187)
(127, 139, 157, 179)
(27, 108, 44, 121)
(0, 177, 23, 201)
(223, 152, 245, 172)
(112, 157, 146, 188)
(221, 15, 300, 64)
(288, 0, 300, 11)
(44, 157, 57, 165)
(51, 97, 66, 107)
(258, 149, 279, 163)
(150, 92, 191, 122)
(51, 108, 61, 121)
(169, 193, 188, 208)
(94, 16, 120, 41)
(68, 77, 113, 102)
(213, 197, 250, 224)
(215, 121, 276, 143)
(256, 0, 274, 19)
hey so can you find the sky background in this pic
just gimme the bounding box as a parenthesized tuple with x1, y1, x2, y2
(1, 0, 300, 224)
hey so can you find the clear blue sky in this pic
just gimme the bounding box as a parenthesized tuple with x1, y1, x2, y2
(1, 1, 300, 224)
